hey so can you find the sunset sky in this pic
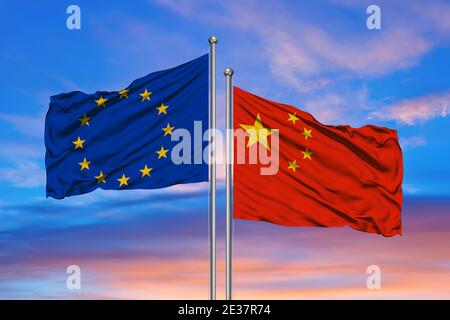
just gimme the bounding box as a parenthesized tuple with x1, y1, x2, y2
(0, 0, 449, 299)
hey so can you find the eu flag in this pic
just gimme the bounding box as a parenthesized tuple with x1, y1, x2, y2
(45, 54, 209, 199)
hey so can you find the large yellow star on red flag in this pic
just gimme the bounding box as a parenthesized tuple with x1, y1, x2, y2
(240, 114, 272, 150)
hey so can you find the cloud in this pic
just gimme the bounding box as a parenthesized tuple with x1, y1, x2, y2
(0, 161, 45, 188)
(0, 142, 43, 161)
(90, 11, 204, 87)
(1, 196, 450, 299)
(370, 91, 450, 124)
(403, 183, 421, 195)
(0, 112, 45, 138)
(400, 136, 426, 149)
(298, 85, 370, 124)
(155, 0, 449, 93)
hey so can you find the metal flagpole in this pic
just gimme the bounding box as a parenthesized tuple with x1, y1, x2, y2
(224, 67, 234, 300)
(208, 36, 218, 300)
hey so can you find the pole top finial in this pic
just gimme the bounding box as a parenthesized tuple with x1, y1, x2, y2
(224, 68, 234, 76)
(209, 36, 218, 44)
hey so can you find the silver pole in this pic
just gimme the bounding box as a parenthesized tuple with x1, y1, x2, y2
(224, 67, 234, 300)
(208, 36, 218, 300)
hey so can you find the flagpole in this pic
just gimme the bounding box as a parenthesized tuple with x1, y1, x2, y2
(224, 67, 234, 300)
(208, 36, 218, 300)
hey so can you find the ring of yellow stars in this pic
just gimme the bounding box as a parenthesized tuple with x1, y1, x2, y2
(117, 174, 130, 187)
(302, 128, 313, 140)
(301, 148, 313, 160)
(79, 114, 91, 127)
(95, 171, 107, 184)
(288, 160, 300, 172)
(162, 123, 175, 136)
(139, 89, 152, 102)
(288, 112, 300, 124)
(157, 103, 169, 115)
(240, 114, 272, 150)
(156, 146, 169, 159)
(95, 96, 108, 108)
(78, 157, 91, 170)
(139, 165, 153, 178)
(118, 89, 129, 99)
(73, 136, 85, 150)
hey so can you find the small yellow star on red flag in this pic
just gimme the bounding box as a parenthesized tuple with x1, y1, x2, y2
(288, 113, 300, 124)
(302, 148, 313, 160)
(288, 160, 299, 172)
(302, 128, 313, 140)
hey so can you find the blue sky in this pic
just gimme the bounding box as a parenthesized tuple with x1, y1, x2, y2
(0, 0, 449, 299)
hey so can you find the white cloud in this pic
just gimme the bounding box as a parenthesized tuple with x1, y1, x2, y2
(403, 183, 421, 195)
(0, 142, 43, 161)
(0, 113, 45, 138)
(0, 161, 45, 188)
(400, 136, 426, 149)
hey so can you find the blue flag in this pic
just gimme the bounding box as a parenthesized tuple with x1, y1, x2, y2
(45, 54, 209, 199)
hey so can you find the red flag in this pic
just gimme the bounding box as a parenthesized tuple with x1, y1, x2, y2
(233, 87, 403, 236)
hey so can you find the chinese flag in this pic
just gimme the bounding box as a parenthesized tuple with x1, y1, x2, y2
(233, 87, 403, 236)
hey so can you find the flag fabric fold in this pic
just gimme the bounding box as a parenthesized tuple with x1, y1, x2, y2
(233, 86, 403, 236)
(45, 54, 208, 199)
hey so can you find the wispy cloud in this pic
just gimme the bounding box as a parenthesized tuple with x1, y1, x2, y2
(0, 113, 45, 138)
(0, 161, 45, 188)
(303, 86, 369, 124)
(155, 0, 449, 93)
(1, 196, 449, 299)
(400, 136, 426, 149)
(403, 183, 421, 195)
(0, 142, 43, 161)
(370, 91, 450, 124)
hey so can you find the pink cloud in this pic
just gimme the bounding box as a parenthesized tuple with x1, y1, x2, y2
(1, 197, 450, 299)
(400, 136, 426, 149)
(155, 0, 449, 92)
(371, 91, 450, 124)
